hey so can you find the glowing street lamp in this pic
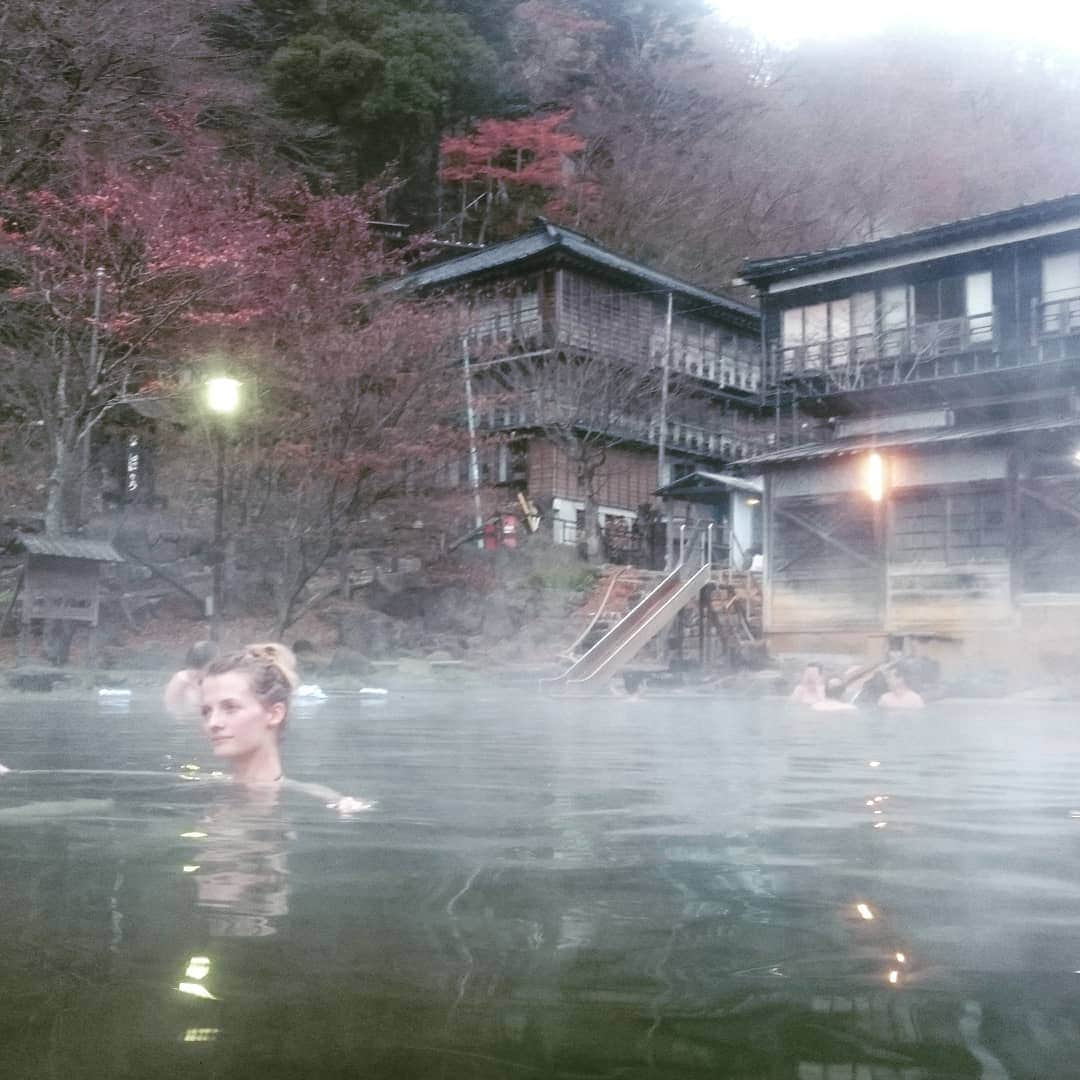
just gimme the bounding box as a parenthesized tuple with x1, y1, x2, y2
(205, 377, 241, 640)
(206, 377, 241, 416)
(865, 452, 886, 503)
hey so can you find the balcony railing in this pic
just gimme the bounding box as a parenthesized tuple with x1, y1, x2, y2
(770, 312, 995, 384)
(474, 403, 765, 458)
(1036, 294, 1080, 339)
(465, 305, 760, 395)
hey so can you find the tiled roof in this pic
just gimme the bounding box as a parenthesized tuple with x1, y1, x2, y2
(737, 414, 1080, 467)
(739, 192, 1080, 286)
(17, 534, 125, 562)
(400, 221, 759, 325)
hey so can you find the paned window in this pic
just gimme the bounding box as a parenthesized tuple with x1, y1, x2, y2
(892, 488, 1005, 564)
(1041, 252, 1080, 336)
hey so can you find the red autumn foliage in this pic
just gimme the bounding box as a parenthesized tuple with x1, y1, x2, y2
(439, 111, 596, 243)
(0, 133, 469, 627)
(440, 110, 586, 190)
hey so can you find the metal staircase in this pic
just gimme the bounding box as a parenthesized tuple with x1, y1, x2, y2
(545, 525, 716, 690)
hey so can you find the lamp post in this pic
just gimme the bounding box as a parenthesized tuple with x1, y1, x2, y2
(205, 377, 241, 641)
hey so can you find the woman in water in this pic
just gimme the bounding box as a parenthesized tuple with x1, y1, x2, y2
(201, 643, 369, 811)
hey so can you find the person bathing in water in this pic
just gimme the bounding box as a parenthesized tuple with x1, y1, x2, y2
(199, 643, 369, 812)
(164, 640, 219, 718)
(0, 642, 368, 812)
(811, 676, 857, 712)
(877, 666, 925, 710)
(790, 662, 825, 705)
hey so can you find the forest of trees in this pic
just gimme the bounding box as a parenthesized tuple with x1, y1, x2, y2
(7, 2, 1080, 288)
(5, 0, 1080, 620)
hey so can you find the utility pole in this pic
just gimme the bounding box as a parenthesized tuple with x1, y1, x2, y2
(462, 337, 485, 548)
(659, 292, 674, 570)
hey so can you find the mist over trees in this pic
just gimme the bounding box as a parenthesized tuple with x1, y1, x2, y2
(6, 2, 1080, 281)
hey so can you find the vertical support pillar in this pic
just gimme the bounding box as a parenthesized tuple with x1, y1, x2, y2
(1006, 445, 1021, 609)
(761, 474, 773, 640)
(873, 476, 889, 637)
(210, 423, 225, 642)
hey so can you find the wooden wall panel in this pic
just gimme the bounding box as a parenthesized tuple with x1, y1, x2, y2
(887, 563, 1012, 632)
(769, 494, 883, 631)
(526, 438, 658, 512)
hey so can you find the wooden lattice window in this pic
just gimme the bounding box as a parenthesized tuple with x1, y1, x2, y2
(892, 494, 946, 563)
(892, 488, 1005, 564)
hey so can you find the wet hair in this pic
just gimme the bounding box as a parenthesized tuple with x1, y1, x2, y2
(824, 676, 846, 701)
(203, 642, 299, 732)
(186, 640, 218, 669)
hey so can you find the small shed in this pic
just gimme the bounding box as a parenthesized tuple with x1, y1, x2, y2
(15, 535, 125, 661)
(655, 471, 763, 569)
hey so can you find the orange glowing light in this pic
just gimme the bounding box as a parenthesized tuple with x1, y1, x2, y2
(865, 452, 885, 502)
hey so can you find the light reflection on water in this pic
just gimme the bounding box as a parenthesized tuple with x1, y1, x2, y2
(1, 695, 1079, 1077)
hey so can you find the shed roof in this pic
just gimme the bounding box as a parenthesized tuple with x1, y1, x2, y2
(738, 191, 1080, 287)
(737, 414, 1080, 468)
(18, 535, 125, 562)
(656, 470, 763, 498)
(400, 220, 759, 328)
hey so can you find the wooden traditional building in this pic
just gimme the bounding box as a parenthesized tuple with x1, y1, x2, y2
(14, 534, 125, 663)
(404, 219, 766, 557)
(738, 193, 1080, 678)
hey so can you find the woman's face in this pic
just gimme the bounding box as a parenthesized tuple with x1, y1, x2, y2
(201, 671, 284, 760)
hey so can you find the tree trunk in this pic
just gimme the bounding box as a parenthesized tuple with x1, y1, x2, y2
(45, 427, 75, 534)
(579, 460, 602, 562)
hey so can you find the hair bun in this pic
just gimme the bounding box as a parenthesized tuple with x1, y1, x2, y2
(245, 642, 300, 689)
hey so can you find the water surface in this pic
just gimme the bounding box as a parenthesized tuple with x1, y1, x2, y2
(1, 692, 1078, 1078)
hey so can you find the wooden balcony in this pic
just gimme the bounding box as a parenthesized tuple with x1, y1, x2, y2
(464, 307, 760, 396)
(768, 312, 1000, 391)
(475, 403, 765, 459)
(1036, 294, 1080, 340)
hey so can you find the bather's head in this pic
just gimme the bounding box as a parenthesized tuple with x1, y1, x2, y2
(185, 640, 219, 670)
(885, 666, 908, 693)
(200, 644, 299, 763)
(824, 676, 847, 701)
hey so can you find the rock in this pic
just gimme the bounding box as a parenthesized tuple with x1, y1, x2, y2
(426, 648, 460, 663)
(480, 597, 519, 642)
(8, 669, 72, 691)
(325, 647, 375, 677)
(422, 587, 483, 636)
(334, 607, 406, 659)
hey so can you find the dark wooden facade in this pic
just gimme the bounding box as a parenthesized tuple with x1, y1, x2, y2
(405, 221, 767, 536)
(740, 194, 1080, 677)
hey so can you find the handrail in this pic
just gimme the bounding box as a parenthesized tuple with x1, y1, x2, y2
(566, 561, 711, 687)
(559, 565, 630, 660)
(544, 519, 719, 689)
